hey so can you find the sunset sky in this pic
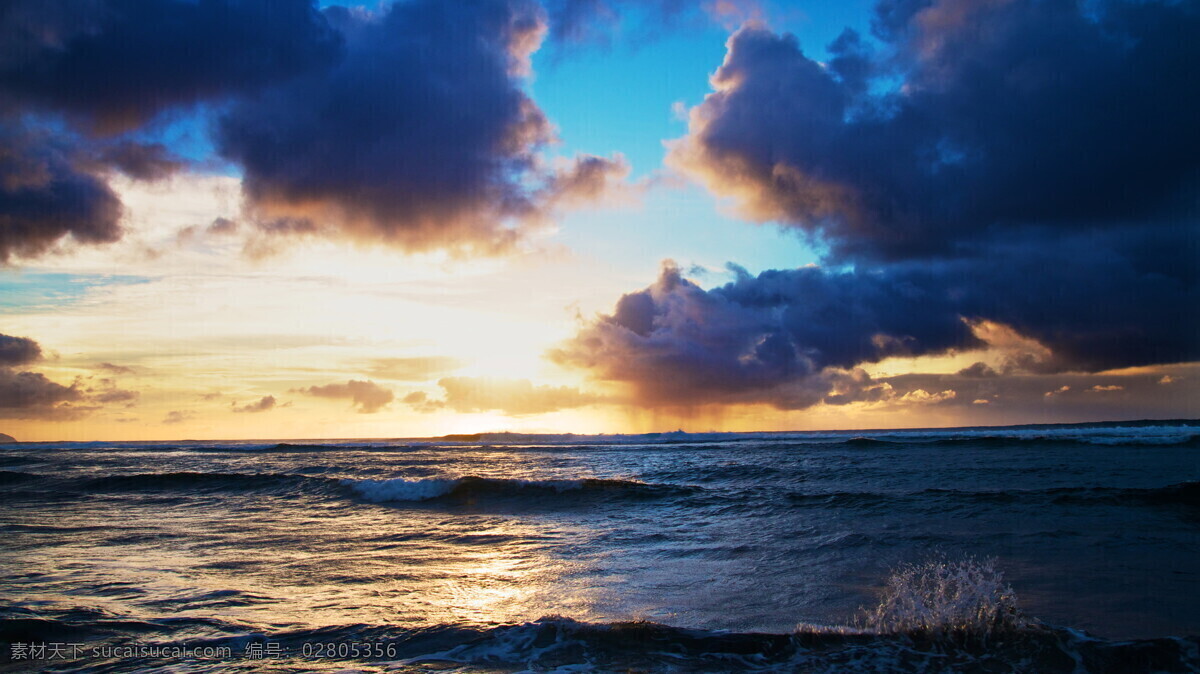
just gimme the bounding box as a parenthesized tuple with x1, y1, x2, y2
(1, 0, 1197, 441)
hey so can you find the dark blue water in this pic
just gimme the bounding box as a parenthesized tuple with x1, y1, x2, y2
(1, 421, 1198, 671)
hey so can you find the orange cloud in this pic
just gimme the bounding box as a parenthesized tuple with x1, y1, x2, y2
(409, 377, 603, 416)
(296, 380, 393, 413)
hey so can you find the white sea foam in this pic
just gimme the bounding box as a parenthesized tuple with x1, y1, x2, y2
(345, 477, 459, 502)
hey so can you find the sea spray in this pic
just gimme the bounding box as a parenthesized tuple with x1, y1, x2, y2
(859, 556, 1026, 642)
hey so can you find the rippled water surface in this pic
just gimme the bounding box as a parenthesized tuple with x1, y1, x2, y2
(1, 421, 1198, 671)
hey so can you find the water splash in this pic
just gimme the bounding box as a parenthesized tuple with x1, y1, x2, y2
(860, 556, 1027, 640)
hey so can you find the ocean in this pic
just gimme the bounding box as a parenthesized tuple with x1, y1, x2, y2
(1, 420, 1198, 672)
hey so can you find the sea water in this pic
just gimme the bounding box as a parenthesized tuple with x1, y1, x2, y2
(1, 420, 1198, 671)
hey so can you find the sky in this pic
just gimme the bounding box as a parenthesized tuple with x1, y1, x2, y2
(0, 0, 1197, 441)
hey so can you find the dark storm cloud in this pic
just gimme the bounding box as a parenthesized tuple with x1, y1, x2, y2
(297, 380, 393, 413)
(2, 0, 643, 261)
(553, 246, 1200, 408)
(0, 0, 338, 261)
(91, 142, 183, 182)
(557, 0, 1200, 409)
(551, 263, 976, 408)
(0, 334, 146, 418)
(0, 333, 95, 419)
(0, 0, 342, 134)
(216, 0, 573, 253)
(670, 0, 1200, 261)
(0, 369, 89, 419)
(0, 123, 123, 261)
(0, 334, 42, 367)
